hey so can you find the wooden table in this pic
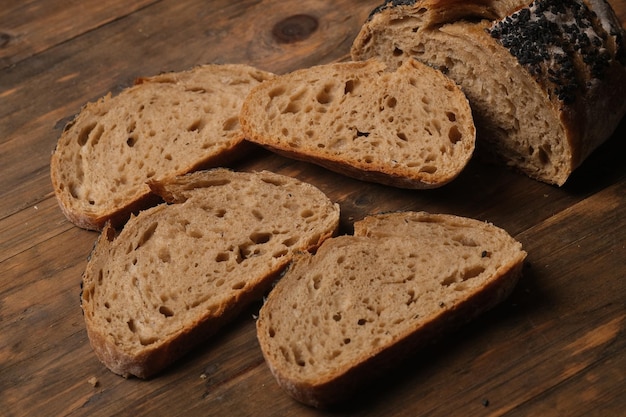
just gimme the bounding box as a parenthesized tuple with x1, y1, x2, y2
(2, 1, 625, 415)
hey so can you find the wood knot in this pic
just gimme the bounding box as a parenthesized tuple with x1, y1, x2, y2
(272, 15, 318, 43)
(0, 32, 12, 48)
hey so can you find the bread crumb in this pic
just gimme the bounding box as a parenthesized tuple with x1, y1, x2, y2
(88, 376, 99, 387)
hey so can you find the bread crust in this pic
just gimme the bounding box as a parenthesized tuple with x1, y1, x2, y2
(351, 0, 626, 185)
(240, 59, 475, 189)
(81, 169, 340, 378)
(256, 212, 526, 408)
(51, 64, 274, 230)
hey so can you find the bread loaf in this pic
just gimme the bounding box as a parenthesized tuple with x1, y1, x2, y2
(81, 169, 340, 378)
(256, 211, 526, 408)
(51, 64, 274, 230)
(240, 59, 475, 189)
(351, 0, 626, 185)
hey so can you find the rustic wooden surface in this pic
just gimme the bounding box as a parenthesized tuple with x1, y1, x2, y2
(1, 1, 625, 416)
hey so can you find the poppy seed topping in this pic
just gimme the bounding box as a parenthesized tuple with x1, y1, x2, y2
(489, 0, 617, 104)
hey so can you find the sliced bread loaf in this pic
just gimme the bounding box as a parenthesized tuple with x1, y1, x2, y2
(51, 64, 274, 230)
(351, 0, 626, 185)
(256, 211, 526, 408)
(80, 168, 340, 378)
(240, 59, 475, 189)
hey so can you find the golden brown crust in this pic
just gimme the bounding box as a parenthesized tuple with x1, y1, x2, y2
(81, 169, 340, 378)
(51, 64, 274, 231)
(256, 212, 526, 408)
(240, 59, 475, 189)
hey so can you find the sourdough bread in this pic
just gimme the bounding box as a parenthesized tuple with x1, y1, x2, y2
(240, 58, 475, 189)
(51, 64, 274, 230)
(351, 0, 626, 185)
(81, 169, 340, 378)
(256, 211, 526, 408)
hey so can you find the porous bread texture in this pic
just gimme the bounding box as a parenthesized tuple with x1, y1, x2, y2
(256, 211, 526, 408)
(81, 169, 340, 378)
(240, 58, 475, 189)
(351, 0, 626, 186)
(51, 64, 274, 230)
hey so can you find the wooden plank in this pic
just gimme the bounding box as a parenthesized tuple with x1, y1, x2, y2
(0, 0, 158, 69)
(1, 0, 626, 416)
(2, 178, 624, 415)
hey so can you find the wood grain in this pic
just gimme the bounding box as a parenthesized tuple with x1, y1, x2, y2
(1, 1, 625, 416)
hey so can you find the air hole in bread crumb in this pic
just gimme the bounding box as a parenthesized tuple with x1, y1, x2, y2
(232, 281, 246, 290)
(393, 47, 403, 57)
(136, 222, 158, 250)
(397, 132, 408, 141)
(126, 136, 137, 147)
(282, 236, 298, 247)
(419, 165, 437, 174)
(215, 252, 229, 262)
(188, 119, 205, 132)
(453, 235, 478, 247)
(268, 86, 286, 99)
(461, 266, 485, 280)
(332, 313, 342, 322)
(282, 101, 301, 114)
(448, 126, 462, 144)
(77, 122, 97, 146)
(273, 249, 288, 258)
(158, 248, 171, 263)
(127, 319, 137, 333)
(312, 275, 322, 290)
(386, 96, 397, 108)
(188, 230, 203, 239)
(139, 335, 158, 346)
(159, 306, 174, 317)
(357, 318, 367, 325)
(250, 232, 271, 244)
(316, 84, 334, 105)
(344, 79, 358, 94)
(215, 209, 227, 218)
(411, 42, 425, 54)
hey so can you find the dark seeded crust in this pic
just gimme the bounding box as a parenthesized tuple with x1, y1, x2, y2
(487, 0, 626, 166)
(352, 0, 626, 185)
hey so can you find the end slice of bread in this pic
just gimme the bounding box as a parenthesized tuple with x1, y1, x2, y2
(240, 59, 475, 189)
(81, 169, 340, 378)
(51, 64, 274, 230)
(256, 211, 526, 408)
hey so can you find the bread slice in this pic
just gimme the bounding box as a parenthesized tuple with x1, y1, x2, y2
(351, 0, 626, 185)
(80, 168, 340, 378)
(240, 59, 475, 189)
(256, 211, 526, 408)
(51, 64, 274, 230)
